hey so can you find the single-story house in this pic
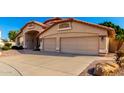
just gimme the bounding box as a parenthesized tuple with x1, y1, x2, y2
(15, 17, 116, 55)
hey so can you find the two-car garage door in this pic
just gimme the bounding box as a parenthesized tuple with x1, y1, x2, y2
(43, 36, 99, 55)
(60, 37, 99, 55)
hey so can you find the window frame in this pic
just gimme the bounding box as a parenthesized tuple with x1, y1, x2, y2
(58, 22, 72, 31)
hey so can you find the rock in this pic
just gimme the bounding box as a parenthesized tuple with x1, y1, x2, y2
(93, 62, 119, 76)
(120, 59, 124, 68)
(106, 62, 119, 69)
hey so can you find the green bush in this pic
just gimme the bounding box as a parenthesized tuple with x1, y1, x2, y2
(4, 43, 12, 47)
(2, 46, 10, 50)
(11, 46, 24, 50)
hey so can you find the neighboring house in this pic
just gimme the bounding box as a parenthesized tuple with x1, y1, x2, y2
(0, 39, 5, 48)
(0, 30, 5, 48)
(0, 39, 16, 48)
(15, 17, 116, 55)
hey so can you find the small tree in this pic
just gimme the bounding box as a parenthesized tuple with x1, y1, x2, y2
(8, 30, 18, 41)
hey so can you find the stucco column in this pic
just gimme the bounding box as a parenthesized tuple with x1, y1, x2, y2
(105, 37, 109, 53)
(23, 34, 26, 48)
(99, 36, 108, 54)
(15, 38, 18, 46)
(39, 39, 43, 50)
(56, 37, 60, 52)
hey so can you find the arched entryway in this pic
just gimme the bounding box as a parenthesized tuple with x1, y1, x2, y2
(25, 31, 39, 49)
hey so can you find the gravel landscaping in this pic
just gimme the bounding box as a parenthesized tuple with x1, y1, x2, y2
(0, 50, 21, 57)
(0, 50, 37, 57)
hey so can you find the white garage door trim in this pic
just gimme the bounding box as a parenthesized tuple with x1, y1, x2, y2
(60, 36, 99, 55)
(43, 38, 56, 52)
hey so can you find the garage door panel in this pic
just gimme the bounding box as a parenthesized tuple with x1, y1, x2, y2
(60, 37, 98, 55)
(43, 38, 56, 51)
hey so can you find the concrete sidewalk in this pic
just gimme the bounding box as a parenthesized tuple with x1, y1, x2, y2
(0, 62, 21, 76)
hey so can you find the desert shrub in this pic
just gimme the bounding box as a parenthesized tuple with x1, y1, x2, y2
(11, 46, 18, 49)
(33, 48, 40, 51)
(18, 46, 24, 50)
(2, 46, 10, 50)
(1, 42, 12, 51)
(11, 46, 23, 50)
(120, 59, 124, 68)
(115, 50, 124, 65)
(4, 42, 12, 47)
(94, 62, 119, 76)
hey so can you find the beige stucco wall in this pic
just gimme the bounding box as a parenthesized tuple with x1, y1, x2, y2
(23, 23, 44, 33)
(23, 23, 45, 48)
(39, 21, 109, 54)
(15, 32, 23, 46)
(40, 22, 108, 38)
(109, 38, 120, 52)
(25, 32, 38, 49)
(16, 23, 44, 48)
(19, 36, 23, 46)
(108, 38, 124, 53)
(16, 36, 23, 46)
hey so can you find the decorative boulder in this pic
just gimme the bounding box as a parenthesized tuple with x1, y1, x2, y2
(120, 59, 124, 68)
(93, 62, 119, 76)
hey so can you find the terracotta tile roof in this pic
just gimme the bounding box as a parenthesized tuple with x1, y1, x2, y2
(43, 17, 62, 24)
(36, 18, 115, 38)
(31, 21, 47, 28)
(15, 21, 47, 38)
(15, 17, 116, 39)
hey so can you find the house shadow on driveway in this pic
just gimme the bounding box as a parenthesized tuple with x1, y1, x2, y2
(17, 49, 98, 58)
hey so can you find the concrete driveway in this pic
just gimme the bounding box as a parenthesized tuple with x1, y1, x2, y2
(0, 53, 97, 76)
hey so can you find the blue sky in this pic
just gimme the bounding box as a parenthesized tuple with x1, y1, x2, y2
(0, 17, 124, 39)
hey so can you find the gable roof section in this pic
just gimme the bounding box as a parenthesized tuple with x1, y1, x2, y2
(15, 21, 47, 38)
(37, 18, 116, 38)
(43, 17, 62, 24)
(15, 18, 116, 39)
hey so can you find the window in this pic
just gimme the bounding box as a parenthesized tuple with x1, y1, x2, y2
(58, 22, 71, 30)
